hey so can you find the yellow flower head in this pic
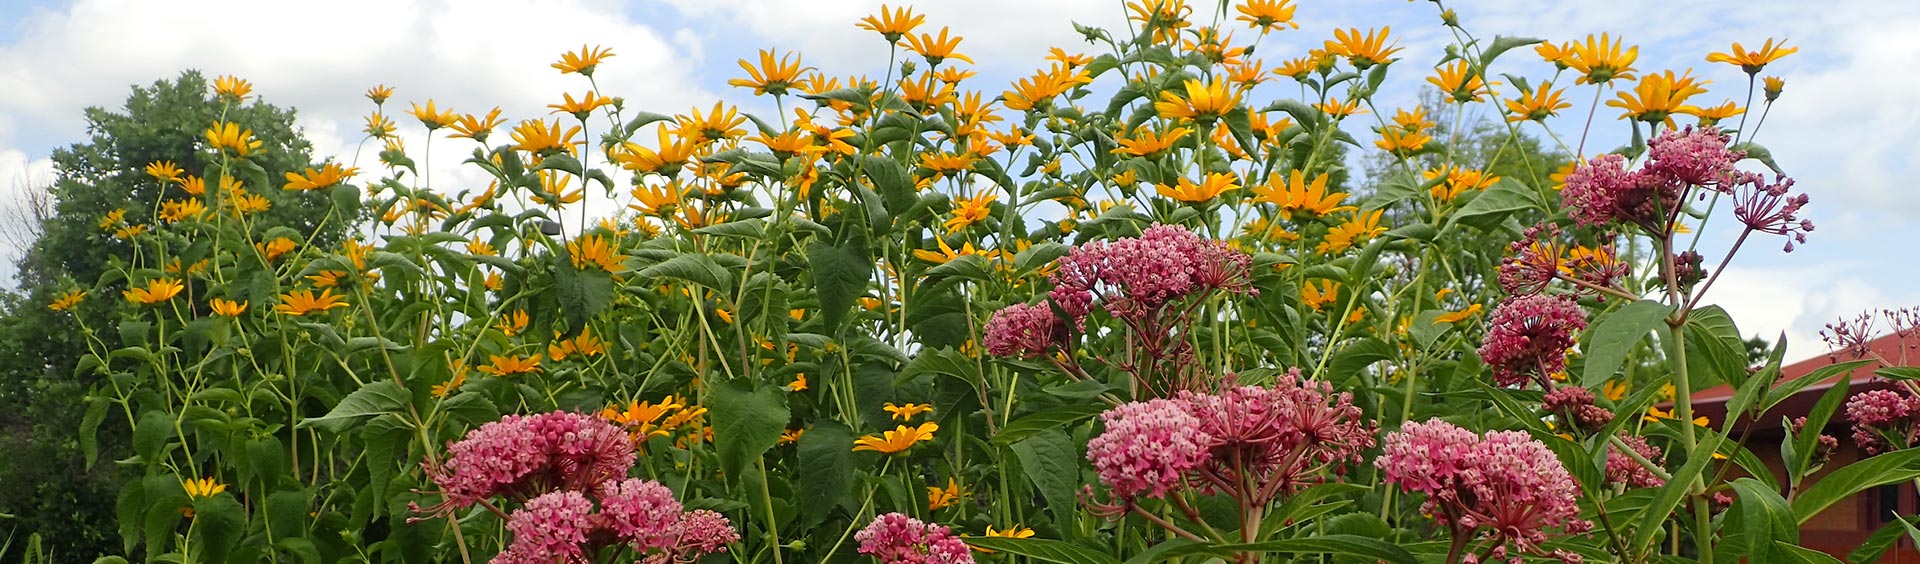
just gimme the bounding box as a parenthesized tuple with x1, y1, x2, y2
(449, 108, 506, 142)
(365, 84, 394, 104)
(1693, 101, 1744, 126)
(1316, 209, 1385, 254)
(943, 190, 996, 233)
(853, 422, 938, 454)
(778, 428, 806, 445)
(1315, 97, 1366, 118)
(1125, 0, 1192, 45)
(1254, 169, 1352, 219)
(1235, 0, 1298, 32)
(145, 161, 183, 184)
(159, 198, 207, 223)
(511, 118, 583, 155)
(567, 233, 629, 273)
(284, 162, 358, 191)
(1567, 33, 1639, 85)
(1434, 303, 1483, 324)
(183, 477, 227, 499)
(209, 298, 248, 317)
(1424, 165, 1500, 201)
(549, 91, 614, 120)
(903, 27, 973, 67)
(1427, 60, 1491, 103)
(364, 112, 397, 138)
(1158, 172, 1238, 203)
(883, 402, 935, 421)
(49, 289, 86, 312)
(729, 49, 813, 96)
(1506, 81, 1572, 122)
(204, 122, 262, 157)
(1706, 39, 1797, 74)
(407, 100, 457, 130)
(432, 365, 468, 398)
(1111, 126, 1190, 158)
(275, 289, 350, 316)
(1375, 127, 1432, 156)
(927, 477, 968, 510)
(1153, 78, 1241, 122)
(124, 278, 185, 305)
(1330, 27, 1403, 68)
(1603, 380, 1628, 402)
(553, 44, 616, 76)
(1762, 76, 1785, 102)
(1301, 279, 1339, 311)
(675, 101, 748, 144)
(1536, 41, 1574, 69)
(477, 354, 542, 377)
(786, 374, 808, 392)
(212, 75, 252, 101)
(1608, 70, 1709, 127)
(857, 5, 925, 43)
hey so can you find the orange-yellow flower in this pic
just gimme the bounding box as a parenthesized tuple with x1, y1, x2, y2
(883, 402, 935, 421)
(1506, 82, 1572, 122)
(49, 289, 85, 312)
(1158, 172, 1238, 203)
(449, 108, 505, 142)
(927, 477, 967, 510)
(275, 289, 350, 316)
(1253, 170, 1352, 219)
(553, 45, 615, 76)
(549, 91, 614, 119)
(284, 162, 357, 191)
(1317, 209, 1385, 254)
(1762, 76, 1784, 101)
(729, 49, 813, 96)
(145, 161, 183, 183)
(477, 354, 542, 377)
(857, 5, 925, 42)
(1608, 70, 1709, 127)
(511, 118, 582, 155)
(159, 198, 206, 223)
(852, 422, 938, 454)
(1374, 128, 1431, 157)
(902, 27, 973, 66)
(1425, 165, 1500, 201)
(1315, 97, 1366, 118)
(124, 278, 185, 305)
(567, 233, 628, 273)
(1125, 0, 1193, 45)
(913, 236, 980, 264)
(614, 127, 698, 176)
(943, 190, 996, 233)
(183, 477, 226, 499)
(210, 298, 248, 317)
(204, 122, 262, 157)
(366, 84, 394, 104)
(407, 100, 457, 130)
(364, 112, 397, 138)
(212, 75, 252, 101)
(1301, 279, 1339, 310)
(1427, 60, 1491, 103)
(1434, 303, 1483, 324)
(1707, 39, 1797, 74)
(1153, 78, 1241, 121)
(629, 181, 683, 217)
(1235, 0, 1298, 32)
(1112, 126, 1190, 157)
(675, 102, 748, 144)
(1693, 101, 1744, 125)
(1567, 33, 1639, 85)
(1330, 27, 1403, 68)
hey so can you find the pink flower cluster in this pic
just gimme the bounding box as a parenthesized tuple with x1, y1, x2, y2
(1086, 373, 1376, 503)
(424, 411, 737, 563)
(1478, 295, 1588, 388)
(855, 513, 975, 564)
(1562, 127, 1739, 232)
(1729, 172, 1814, 252)
(1605, 434, 1666, 489)
(1377, 419, 1591, 560)
(983, 302, 1061, 358)
(1543, 385, 1613, 434)
(1046, 224, 1251, 321)
(1847, 388, 1919, 454)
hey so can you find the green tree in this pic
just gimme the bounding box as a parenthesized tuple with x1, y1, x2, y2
(0, 69, 354, 562)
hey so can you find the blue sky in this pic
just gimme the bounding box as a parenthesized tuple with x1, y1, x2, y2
(0, 0, 1915, 361)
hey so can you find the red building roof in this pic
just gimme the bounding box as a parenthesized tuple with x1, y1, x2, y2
(1691, 332, 1914, 429)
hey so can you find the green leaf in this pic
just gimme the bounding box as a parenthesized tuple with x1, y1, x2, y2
(81, 396, 109, 469)
(711, 378, 790, 483)
(1448, 177, 1543, 231)
(1849, 515, 1920, 564)
(796, 421, 855, 530)
(1730, 142, 1786, 175)
(857, 154, 918, 216)
(1874, 366, 1920, 381)
(189, 494, 245, 563)
(1730, 477, 1797, 561)
(1011, 429, 1081, 522)
(1127, 535, 1419, 564)
(1478, 35, 1545, 68)
(1328, 337, 1394, 381)
(1766, 359, 1873, 413)
(995, 403, 1106, 446)
(298, 380, 409, 433)
(1792, 370, 1863, 480)
(133, 410, 174, 461)
(1792, 449, 1920, 524)
(1775, 542, 1846, 564)
(1582, 300, 1670, 387)
(1632, 431, 1727, 552)
(809, 236, 873, 329)
(962, 537, 1118, 564)
(693, 218, 768, 239)
(552, 259, 615, 332)
(638, 254, 734, 290)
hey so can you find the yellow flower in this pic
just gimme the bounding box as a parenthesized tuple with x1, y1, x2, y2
(927, 477, 968, 510)
(567, 234, 628, 273)
(364, 112, 397, 138)
(548, 91, 614, 120)
(614, 127, 698, 176)
(145, 161, 183, 183)
(1392, 107, 1433, 132)
(1424, 165, 1500, 201)
(477, 354, 542, 377)
(943, 190, 996, 233)
(1112, 126, 1190, 158)
(204, 122, 262, 157)
(1329, 27, 1402, 68)
(274, 289, 350, 316)
(183, 477, 227, 499)
(675, 102, 748, 144)
(1158, 172, 1238, 203)
(365, 84, 394, 104)
(432, 365, 468, 398)
(256, 237, 298, 262)
(883, 402, 935, 421)
(1536, 41, 1574, 68)
(1707, 39, 1797, 74)
(984, 525, 1035, 541)
(1153, 78, 1240, 122)
(284, 162, 357, 191)
(1301, 279, 1339, 311)
(1506, 81, 1572, 122)
(903, 27, 973, 66)
(232, 190, 271, 215)
(1046, 47, 1091, 68)
(1315, 97, 1366, 118)
(751, 128, 811, 156)
(1762, 76, 1784, 102)
(407, 100, 457, 130)
(210, 298, 248, 317)
(628, 181, 683, 218)
(1693, 101, 1744, 126)
(511, 118, 582, 155)
(1603, 380, 1629, 402)
(913, 236, 981, 264)
(98, 209, 126, 230)
(484, 271, 504, 291)
(159, 198, 206, 223)
(853, 422, 938, 454)
(553, 44, 615, 76)
(1609, 70, 1709, 127)
(531, 170, 583, 207)
(1644, 406, 1708, 427)
(124, 278, 185, 305)
(1374, 127, 1431, 156)
(49, 289, 85, 312)
(212, 75, 252, 101)
(1434, 303, 1482, 324)
(449, 108, 505, 142)
(729, 49, 813, 96)
(921, 151, 980, 177)
(857, 5, 925, 42)
(1126, 0, 1193, 45)
(1235, 0, 1298, 32)
(1254, 170, 1352, 219)
(496, 309, 529, 336)
(786, 374, 808, 392)
(114, 224, 147, 239)
(1567, 33, 1639, 85)
(465, 236, 497, 257)
(1316, 209, 1385, 254)
(778, 428, 806, 445)
(1427, 60, 1491, 103)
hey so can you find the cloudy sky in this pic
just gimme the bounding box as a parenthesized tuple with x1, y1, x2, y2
(1, 0, 1915, 361)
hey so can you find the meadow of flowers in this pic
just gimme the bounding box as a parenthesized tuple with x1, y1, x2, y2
(47, 0, 1920, 563)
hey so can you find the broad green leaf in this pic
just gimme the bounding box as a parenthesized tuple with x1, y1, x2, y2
(809, 236, 873, 329)
(81, 395, 109, 469)
(1011, 429, 1081, 522)
(1792, 449, 1920, 524)
(132, 410, 174, 461)
(1328, 337, 1394, 381)
(963, 537, 1118, 564)
(1730, 477, 1797, 561)
(298, 380, 409, 433)
(1792, 371, 1864, 480)
(1775, 542, 1846, 564)
(189, 494, 245, 563)
(638, 253, 734, 290)
(711, 378, 790, 483)
(796, 421, 855, 530)
(1582, 300, 1670, 387)
(995, 403, 1106, 446)
(1448, 177, 1543, 231)
(1478, 36, 1545, 68)
(1849, 515, 1920, 564)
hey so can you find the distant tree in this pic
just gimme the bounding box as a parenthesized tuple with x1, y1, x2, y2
(0, 69, 354, 562)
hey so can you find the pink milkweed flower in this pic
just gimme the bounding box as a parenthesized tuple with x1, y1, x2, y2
(1085, 398, 1212, 500)
(1478, 294, 1588, 388)
(983, 302, 1063, 358)
(424, 411, 636, 511)
(1178, 370, 1376, 502)
(855, 512, 975, 564)
(1378, 419, 1591, 561)
(494, 491, 596, 564)
(596, 478, 683, 552)
(1605, 434, 1666, 488)
(1644, 126, 1740, 189)
(1847, 388, 1919, 454)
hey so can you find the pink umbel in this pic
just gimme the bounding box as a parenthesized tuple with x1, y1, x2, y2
(1085, 398, 1211, 500)
(983, 302, 1061, 358)
(1847, 388, 1918, 454)
(1478, 294, 1588, 388)
(1378, 419, 1590, 563)
(855, 512, 976, 564)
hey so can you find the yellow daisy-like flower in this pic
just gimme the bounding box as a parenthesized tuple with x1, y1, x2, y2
(124, 278, 185, 305)
(1427, 60, 1491, 103)
(183, 477, 227, 499)
(552, 44, 615, 76)
(365, 84, 394, 104)
(1603, 380, 1629, 402)
(204, 122, 262, 157)
(256, 237, 299, 262)
(1643, 406, 1708, 427)
(1301, 279, 1339, 311)
(852, 422, 938, 454)
(1125, 0, 1192, 45)
(1567, 33, 1639, 85)
(145, 161, 184, 183)
(921, 151, 980, 177)
(210, 298, 248, 317)
(1693, 101, 1744, 126)
(48, 289, 85, 312)
(232, 190, 271, 215)
(363, 112, 397, 138)
(476, 354, 543, 377)
(883, 402, 935, 421)
(1706, 39, 1797, 74)
(902, 27, 973, 66)
(1235, 0, 1298, 32)
(1329, 27, 1403, 68)
(943, 190, 996, 234)
(1374, 127, 1432, 156)
(1608, 70, 1708, 127)
(628, 181, 683, 218)
(1254, 170, 1352, 219)
(212, 75, 252, 101)
(1505, 81, 1572, 123)
(448, 108, 505, 142)
(1315, 97, 1366, 118)
(1424, 165, 1500, 202)
(567, 234, 628, 273)
(913, 236, 981, 264)
(159, 198, 207, 223)
(407, 100, 457, 130)
(1111, 126, 1190, 158)
(1153, 78, 1240, 122)
(1316, 209, 1385, 254)
(274, 289, 350, 316)
(778, 428, 806, 445)
(729, 49, 813, 96)
(98, 209, 126, 230)
(1536, 41, 1574, 69)
(927, 477, 968, 510)
(284, 162, 357, 191)
(511, 118, 583, 155)
(676, 101, 748, 144)
(614, 127, 698, 176)
(548, 91, 614, 120)
(1762, 76, 1785, 102)
(114, 224, 147, 239)
(432, 365, 468, 398)
(857, 5, 925, 43)
(785, 374, 808, 392)
(1434, 303, 1483, 324)
(1158, 172, 1238, 203)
